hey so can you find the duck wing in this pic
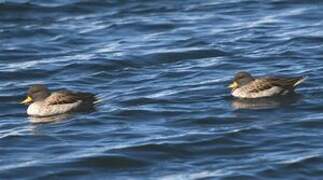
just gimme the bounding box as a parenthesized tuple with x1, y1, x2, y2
(46, 91, 82, 105)
(247, 76, 305, 93)
(265, 76, 305, 89)
(46, 90, 97, 106)
(247, 79, 277, 93)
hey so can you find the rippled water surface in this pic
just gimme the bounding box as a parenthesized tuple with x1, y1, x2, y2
(2, 0, 323, 179)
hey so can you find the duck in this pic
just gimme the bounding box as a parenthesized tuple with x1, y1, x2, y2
(228, 71, 306, 98)
(21, 84, 97, 117)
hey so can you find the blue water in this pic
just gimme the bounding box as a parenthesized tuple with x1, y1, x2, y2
(2, 0, 323, 179)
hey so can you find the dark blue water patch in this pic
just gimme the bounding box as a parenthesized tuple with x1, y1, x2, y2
(0, 1, 106, 15)
(1, 153, 151, 179)
(67, 154, 151, 169)
(0, 69, 51, 81)
(258, 156, 323, 178)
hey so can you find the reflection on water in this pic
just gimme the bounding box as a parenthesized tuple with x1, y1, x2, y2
(231, 94, 303, 110)
(28, 113, 73, 123)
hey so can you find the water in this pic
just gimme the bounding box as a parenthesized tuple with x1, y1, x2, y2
(1, 0, 323, 179)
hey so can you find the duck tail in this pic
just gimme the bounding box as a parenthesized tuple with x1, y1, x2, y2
(75, 92, 97, 103)
(293, 76, 306, 87)
(93, 94, 106, 104)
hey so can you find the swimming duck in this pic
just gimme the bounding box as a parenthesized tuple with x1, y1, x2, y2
(228, 71, 305, 98)
(21, 84, 97, 117)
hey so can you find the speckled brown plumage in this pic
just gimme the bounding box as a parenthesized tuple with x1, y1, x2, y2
(229, 72, 306, 98)
(47, 91, 96, 106)
(248, 77, 304, 93)
(21, 85, 97, 117)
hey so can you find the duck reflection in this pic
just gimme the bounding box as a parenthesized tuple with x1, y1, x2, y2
(231, 93, 302, 110)
(28, 113, 73, 123)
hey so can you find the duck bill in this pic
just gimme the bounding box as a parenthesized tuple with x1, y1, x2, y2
(21, 96, 33, 105)
(228, 81, 238, 90)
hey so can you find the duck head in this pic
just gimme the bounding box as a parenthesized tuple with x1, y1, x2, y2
(228, 71, 255, 90)
(21, 84, 50, 105)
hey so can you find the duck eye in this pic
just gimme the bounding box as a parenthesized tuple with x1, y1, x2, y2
(235, 76, 243, 80)
(28, 90, 40, 96)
